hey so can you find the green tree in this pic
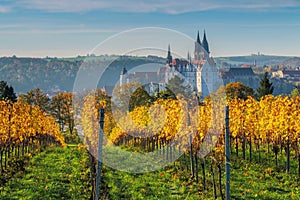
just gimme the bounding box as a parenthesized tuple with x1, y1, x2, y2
(18, 88, 50, 112)
(256, 72, 274, 99)
(129, 86, 151, 111)
(113, 82, 152, 111)
(51, 92, 74, 134)
(155, 87, 176, 100)
(166, 75, 193, 100)
(290, 87, 300, 98)
(0, 81, 17, 102)
(216, 82, 255, 100)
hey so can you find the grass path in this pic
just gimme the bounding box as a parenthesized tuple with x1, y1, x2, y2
(102, 154, 300, 200)
(0, 146, 91, 200)
(1, 145, 299, 199)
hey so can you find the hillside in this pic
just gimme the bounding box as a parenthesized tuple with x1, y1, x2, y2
(215, 55, 300, 68)
(283, 57, 300, 68)
(0, 55, 163, 95)
(0, 54, 298, 95)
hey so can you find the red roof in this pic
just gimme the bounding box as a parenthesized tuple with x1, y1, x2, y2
(192, 60, 206, 65)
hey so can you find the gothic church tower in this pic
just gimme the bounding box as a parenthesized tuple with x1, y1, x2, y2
(194, 30, 210, 61)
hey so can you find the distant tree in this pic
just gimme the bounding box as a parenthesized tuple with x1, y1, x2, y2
(216, 82, 255, 100)
(113, 82, 143, 112)
(0, 80, 17, 102)
(18, 88, 50, 112)
(129, 86, 151, 111)
(290, 87, 300, 98)
(113, 82, 153, 111)
(257, 72, 274, 99)
(51, 92, 74, 134)
(166, 75, 193, 100)
(155, 87, 176, 100)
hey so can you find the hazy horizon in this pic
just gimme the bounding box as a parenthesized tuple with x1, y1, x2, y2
(1, 53, 299, 59)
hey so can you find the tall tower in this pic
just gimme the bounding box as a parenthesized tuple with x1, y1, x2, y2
(194, 31, 202, 61)
(196, 30, 201, 44)
(187, 51, 192, 62)
(194, 30, 210, 61)
(202, 30, 210, 57)
(166, 44, 173, 64)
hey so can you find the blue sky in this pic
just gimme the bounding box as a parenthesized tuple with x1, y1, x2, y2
(0, 0, 300, 57)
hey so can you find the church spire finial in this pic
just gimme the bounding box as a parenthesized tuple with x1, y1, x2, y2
(202, 30, 210, 54)
(196, 30, 201, 44)
(166, 44, 173, 64)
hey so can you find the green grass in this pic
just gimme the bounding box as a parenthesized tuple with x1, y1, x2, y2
(231, 158, 299, 200)
(101, 149, 300, 200)
(1, 144, 299, 199)
(102, 164, 202, 199)
(0, 146, 91, 200)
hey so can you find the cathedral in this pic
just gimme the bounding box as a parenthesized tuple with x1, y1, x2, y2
(120, 31, 222, 97)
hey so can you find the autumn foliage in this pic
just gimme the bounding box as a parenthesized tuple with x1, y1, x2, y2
(81, 92, 300, 175)
(0, 101, 65, 148)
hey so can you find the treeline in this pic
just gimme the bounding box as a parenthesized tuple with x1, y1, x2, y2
(0, 56, 162, 94)
(0, 57, 80, 93)
(0, 80, 78, 143)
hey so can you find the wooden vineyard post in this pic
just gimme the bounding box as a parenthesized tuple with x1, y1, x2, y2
(225, 106, 230, 200)
(95, 108, 105, 200)
(190, 135, 195, 179)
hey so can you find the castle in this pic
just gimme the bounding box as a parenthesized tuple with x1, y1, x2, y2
(120, 31, 222, 97)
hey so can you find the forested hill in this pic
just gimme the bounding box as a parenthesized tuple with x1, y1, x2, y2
(0, 56, 164, 94)
(0, 54, 299, 95)
(0, 57, 80, 94)
(215, 55, 300, 68)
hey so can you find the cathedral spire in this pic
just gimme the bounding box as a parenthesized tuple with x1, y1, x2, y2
(187, 51, 191, 62)
(166, 44, 173, 64)
(196, 31, 201, 45)
(202, 30, 210, 54)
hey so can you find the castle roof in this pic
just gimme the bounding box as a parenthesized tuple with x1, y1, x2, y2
(192, 59, 206, 66)
(192, 57, 215, 67)
(221, 67, 255, 81)
(227, 67, 254, 76)
(126, 71, 165, 84)
(220, 71, 234, 79)
(171, 58, 189, 66)
(282, 70, 300, 77)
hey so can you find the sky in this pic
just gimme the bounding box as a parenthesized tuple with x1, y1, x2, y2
(0, 0, 300, 58)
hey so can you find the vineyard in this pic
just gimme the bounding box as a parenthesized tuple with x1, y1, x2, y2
(80, 92, 300, 199)
(0, 92, 299, 199)
(2, 2, 300, 198)
(0, 101, 65, 185)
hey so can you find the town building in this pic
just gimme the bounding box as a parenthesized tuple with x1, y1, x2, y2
(221, 67, 257, 89)
(272, 69, 300, 81)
